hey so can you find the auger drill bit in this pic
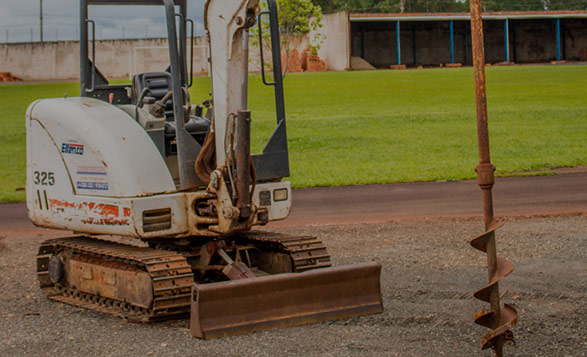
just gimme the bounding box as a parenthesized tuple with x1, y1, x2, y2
(468, 0, 518, 355)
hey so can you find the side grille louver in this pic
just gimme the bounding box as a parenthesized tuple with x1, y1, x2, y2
(142, 208, 172, 232)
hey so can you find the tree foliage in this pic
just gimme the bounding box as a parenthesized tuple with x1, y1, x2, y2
(252, 0, 324, 77)
(276, 0, 324, 36)
(541, 0, 587, 10)
(480, 0, 545, 11)
(481, 0, 587, 11)
(313, 0, 468, 12)
(313, 0, 587, 13)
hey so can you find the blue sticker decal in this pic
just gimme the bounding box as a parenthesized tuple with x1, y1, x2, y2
(77, 182, 108, 190)
(77, 171, 107, 175)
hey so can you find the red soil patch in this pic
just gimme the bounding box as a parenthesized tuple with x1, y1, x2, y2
(0, 72, 22, 82)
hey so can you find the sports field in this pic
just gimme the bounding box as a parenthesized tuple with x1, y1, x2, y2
(0, 65, 585, 202)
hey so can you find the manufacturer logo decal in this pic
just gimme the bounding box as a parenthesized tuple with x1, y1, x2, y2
(61, 142, 84, 155)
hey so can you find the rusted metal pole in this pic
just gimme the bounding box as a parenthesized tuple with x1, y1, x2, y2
(469, 0, 495, 227)
(40, 0, 44, 42)
(469, 0, 503, 355)
(235, 110, 252, 219)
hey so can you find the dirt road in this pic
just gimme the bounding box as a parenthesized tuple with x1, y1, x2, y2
(0, 172, 585, 356)
(276, 169, 587, 227)
(2, 170, 586, 231)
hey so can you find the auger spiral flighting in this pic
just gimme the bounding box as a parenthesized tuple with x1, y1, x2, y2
(468, 0, 518, 355)
(470, 220, 518, 351)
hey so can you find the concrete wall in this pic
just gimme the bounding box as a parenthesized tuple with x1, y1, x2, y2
(0, 37, 209, 81)
(351, 18, 587, 67)
(2, 14, 585, 80)
(0, 12, 349, 81)
(2, 41, 79, 80)
(314, 11, 350, 70)
(511, 18, 587, 62)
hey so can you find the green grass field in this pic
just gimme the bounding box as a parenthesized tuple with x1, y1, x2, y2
(1, 65, 586, 202)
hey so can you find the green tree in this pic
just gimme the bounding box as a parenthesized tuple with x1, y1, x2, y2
(403, 0, 469, 12)
(480, 0, 545, 11)
(544, 0, 587, 10)
(313, 0, 587, 13)
(253, 0, 324, 76)
(277, 0, 324, 35)
(314, 0, 471, 13)
(314, 0, 400, 13)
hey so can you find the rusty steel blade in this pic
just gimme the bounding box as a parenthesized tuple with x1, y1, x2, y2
(190, 262, 383, 339)
(474, 303, 518, 350)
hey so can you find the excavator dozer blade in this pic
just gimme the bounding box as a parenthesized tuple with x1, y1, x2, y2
(191, 262, 382, 339)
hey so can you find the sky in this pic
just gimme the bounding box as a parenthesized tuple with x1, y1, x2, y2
(0, 0, 208, 43)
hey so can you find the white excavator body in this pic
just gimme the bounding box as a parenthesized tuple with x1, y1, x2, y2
(26, 97, 290, 237)
(26, 0, 382, 339)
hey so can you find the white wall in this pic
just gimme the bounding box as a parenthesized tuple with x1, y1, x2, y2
(316, 11, 350, 71)
(0, 37, 210, 81)
(0, 12, 350, 80)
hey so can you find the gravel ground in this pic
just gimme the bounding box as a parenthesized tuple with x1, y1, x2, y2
(0, 216, 585, 356)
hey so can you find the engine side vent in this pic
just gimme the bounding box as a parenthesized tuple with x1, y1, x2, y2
(259, 191, 271, 206)
(142, 208, 172, 232)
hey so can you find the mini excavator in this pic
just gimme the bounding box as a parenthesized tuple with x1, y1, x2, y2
(26, 0, 382, 338)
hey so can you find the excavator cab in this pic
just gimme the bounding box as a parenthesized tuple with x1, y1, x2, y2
(81, 1, 211, 160)
(80, 0, 211, 183)
(27, 0, 383, 339)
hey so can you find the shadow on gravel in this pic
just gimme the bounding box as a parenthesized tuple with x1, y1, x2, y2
(0, 236, 6, 251)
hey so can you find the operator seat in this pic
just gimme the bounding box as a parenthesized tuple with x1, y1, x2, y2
(132, 72, 174, 119)
(132, 72, 210, 148)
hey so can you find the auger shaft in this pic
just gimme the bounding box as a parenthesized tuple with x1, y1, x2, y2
(469, 0, 503, 354)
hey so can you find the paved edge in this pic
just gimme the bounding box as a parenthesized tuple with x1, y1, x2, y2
(1, 169, 586, 233)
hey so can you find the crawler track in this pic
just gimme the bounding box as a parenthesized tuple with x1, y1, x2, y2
(36, 232, 332, 322)
(36, 236, 193, 322)
(241, 231, 332, 272)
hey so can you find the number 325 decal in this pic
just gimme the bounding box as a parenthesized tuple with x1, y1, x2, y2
(34, 171, 55, 186)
